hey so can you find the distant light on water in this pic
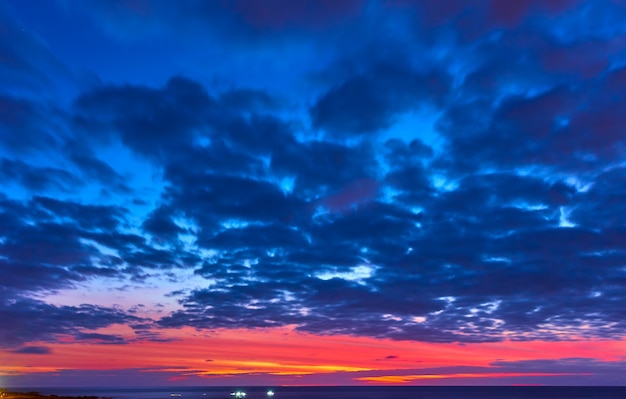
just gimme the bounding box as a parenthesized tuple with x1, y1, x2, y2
(267, 390, 275, 397)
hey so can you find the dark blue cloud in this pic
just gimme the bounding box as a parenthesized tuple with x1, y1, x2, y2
(64, 140, 132, 193)
(0, 95, 65, 154)
(0, 158, 80, 192)
(0, 295, 145, 348)
(74, 76, 217, 161)
(311, 63, 449, 135)
(10, 346, 52, 355)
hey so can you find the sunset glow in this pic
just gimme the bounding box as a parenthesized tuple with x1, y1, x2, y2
(3, 326, 626, 385)
(356, 373, 596, 384)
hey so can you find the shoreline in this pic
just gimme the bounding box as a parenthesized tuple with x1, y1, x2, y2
(1, 391, 106, 399)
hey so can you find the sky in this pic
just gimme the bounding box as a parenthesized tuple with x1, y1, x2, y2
(2, 0, 626, 388)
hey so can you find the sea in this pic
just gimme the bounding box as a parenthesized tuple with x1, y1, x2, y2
(12, 386, 626, 399)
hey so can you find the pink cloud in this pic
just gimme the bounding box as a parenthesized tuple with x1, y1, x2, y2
(316, 179, 379, 213)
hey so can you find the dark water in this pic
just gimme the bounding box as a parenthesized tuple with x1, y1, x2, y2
(14, 386, 626, 399)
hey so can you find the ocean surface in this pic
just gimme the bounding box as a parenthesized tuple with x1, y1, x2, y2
(14, 386, 626, 399)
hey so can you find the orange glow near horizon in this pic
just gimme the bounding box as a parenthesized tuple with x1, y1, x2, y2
(357, 372, 595, 384)
(2, 326, 625, 384)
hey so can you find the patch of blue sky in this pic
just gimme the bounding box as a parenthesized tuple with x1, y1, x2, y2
(193, 135, 211, 149)
(514, 164, 551, 179)
(258, 155, 271, 169)
(381, 185, 403, 203)
(280, 107, 311, 138)
(198, 248, 220, 262)
(79, 238, 120, 258)
(431, 174, 459, 192)
(278, 176, 295, 194)
(279, 290, 296, 303)
(559, 206, 577, 228)
(510, 201, 549, 211)
(297, 306, 312, 317)
(434, 33, 482, 89)
(428, 297, 457, 317)
(382, 107, 444, 155)
(478, 300, 503, 315)
(565, 175, 594, 193)
(410, 206, 424, 214)
(1, 138, 164, 222)
(0, 182, 33, 203)
(242, 258, 259, 268)
(310, 205, 330, 221)
(0, 164, 83, 205)
(483, 256, 512, 264)
(382, 313, 403, 322)
(554, 116, 570, 129)
(438, 296, 457, 305)
(174, 218, 200, 253)
(100, 142, 165, 226)
(315, 264, 376, 284)
(221, 219, 251, 230)
(243, 300, 263, 310)
(42, 269, 212, 318)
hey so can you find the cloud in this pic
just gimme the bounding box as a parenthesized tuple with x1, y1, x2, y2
(0, 295, 145, 348)
(311, 63, 449, 136)
(4, 0, 626, 355)
(64, 142, 132, 193)
(0, 95, 67, 154)
(0, 158, 81, 192)
(74, 76, 217, 161)
(74, 332, 128, 344)
(5, 358, 626, 386)
(10, 346, 52, 355)
(142, 206, 185, 241)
